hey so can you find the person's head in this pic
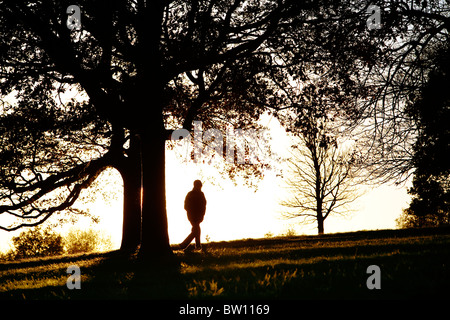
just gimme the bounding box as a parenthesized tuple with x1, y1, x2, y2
(193, 180, 202, 190)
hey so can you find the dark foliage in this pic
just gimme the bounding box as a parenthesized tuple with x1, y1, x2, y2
(400, 44, 450, 227)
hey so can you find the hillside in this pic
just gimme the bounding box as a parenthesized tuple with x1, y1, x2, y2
(1, 227, 449, 300)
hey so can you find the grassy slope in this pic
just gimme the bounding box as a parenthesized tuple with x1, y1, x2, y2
(1, 227, 449, 300)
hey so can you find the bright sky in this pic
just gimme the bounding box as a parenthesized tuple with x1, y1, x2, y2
(0, 116, 412, 253)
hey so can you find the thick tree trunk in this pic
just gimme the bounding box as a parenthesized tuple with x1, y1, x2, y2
(119, 134, 142, 251)
(126, 0, 170, 258)
(139, 131, 172, 257)
(116, 128, 172, 258)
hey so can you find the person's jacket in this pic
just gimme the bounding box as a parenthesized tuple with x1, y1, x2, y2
(184, 189, 207, 223)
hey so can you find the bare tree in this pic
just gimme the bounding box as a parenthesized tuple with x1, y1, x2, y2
(280, 84, 361, 235)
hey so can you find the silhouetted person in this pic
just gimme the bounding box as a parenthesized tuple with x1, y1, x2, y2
(178, 180, 207, 251)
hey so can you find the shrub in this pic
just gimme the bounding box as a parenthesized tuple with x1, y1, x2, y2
(64, 228, 113, 254)
(12, 227, 65, 259)
(9, 226, 113, 260)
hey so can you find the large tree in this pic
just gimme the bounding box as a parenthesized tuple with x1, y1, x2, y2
(0, 0, 406, 258)
(398, 43, 450, 228)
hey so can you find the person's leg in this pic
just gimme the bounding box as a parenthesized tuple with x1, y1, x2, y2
(179, 227, 195, 249)
(193, 223, 201, 249)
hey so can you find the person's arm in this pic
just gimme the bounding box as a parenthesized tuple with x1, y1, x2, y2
(201, 193, 206, 215)
(184, 193, 190, 211)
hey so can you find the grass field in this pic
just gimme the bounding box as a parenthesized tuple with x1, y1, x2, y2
(1, 227, 449, 300)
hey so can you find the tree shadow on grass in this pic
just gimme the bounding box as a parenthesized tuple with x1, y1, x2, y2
(127, 254, 187, 299)
(72, 250, 188, 299)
